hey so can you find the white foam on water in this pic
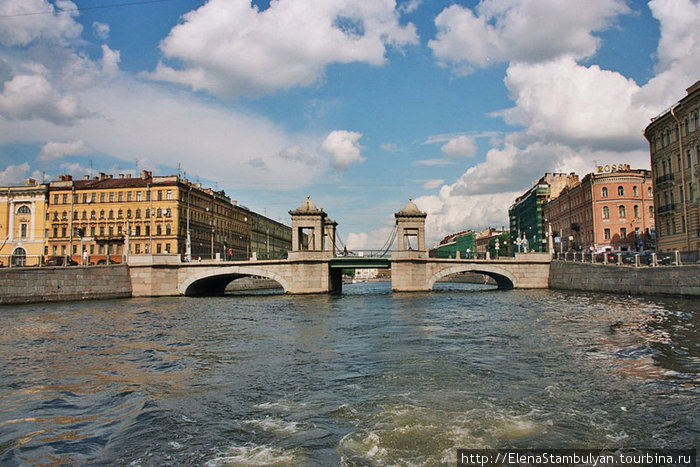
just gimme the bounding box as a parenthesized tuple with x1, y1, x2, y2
(244, 417, 301, 434)
(205, 444, 299, 466)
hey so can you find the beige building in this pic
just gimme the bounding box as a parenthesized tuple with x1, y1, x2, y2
(644, 80, 700, 252)
(0, 179, 49, 266)
(47, 171, 251, 263)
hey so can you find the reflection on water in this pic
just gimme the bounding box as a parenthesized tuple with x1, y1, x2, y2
(0, 282, 698, 465)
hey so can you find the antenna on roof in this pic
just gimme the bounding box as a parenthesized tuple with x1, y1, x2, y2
(176, 163, 182, 177)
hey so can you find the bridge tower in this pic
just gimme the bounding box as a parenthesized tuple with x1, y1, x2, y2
(392, 199, 430, 291)
(289, 196, 332, 252)
(394, 198, 427, 251)
(287, 196, 340, 293)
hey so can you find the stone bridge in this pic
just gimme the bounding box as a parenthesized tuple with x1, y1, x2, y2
(127, 198, 551, 297)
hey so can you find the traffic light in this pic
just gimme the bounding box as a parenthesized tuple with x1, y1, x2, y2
(76, 228, 85, 237)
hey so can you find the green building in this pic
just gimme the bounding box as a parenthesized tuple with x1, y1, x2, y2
(249, 211, 292, 260)
(509, 173, 578, 253)
(430, 231, 477, 258)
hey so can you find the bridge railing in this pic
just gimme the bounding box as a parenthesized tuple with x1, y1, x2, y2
(554, 250, 696, 267)
(339, 249, 393, 258)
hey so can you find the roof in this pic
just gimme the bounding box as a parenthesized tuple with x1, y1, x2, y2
(395, 198, 426, 218)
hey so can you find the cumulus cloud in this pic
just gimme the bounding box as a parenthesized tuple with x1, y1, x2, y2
(149, 0, 418, 97)
(0, 73, 91, 125)
(0, 0, 82, 47)
(37, 140, 89, 161)
(440, 135, 477, 158)
(429, 0, 628, 73)
(0, 163, 30, 185)
(92, 22, 110, 41)
(321, 130, 365, 170)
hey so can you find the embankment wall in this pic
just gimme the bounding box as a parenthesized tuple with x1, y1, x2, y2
(0, 265, 132, 305)
(549, 261, 700, 297)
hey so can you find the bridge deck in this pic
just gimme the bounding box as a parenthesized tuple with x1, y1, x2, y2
(329, 257, 391, 269)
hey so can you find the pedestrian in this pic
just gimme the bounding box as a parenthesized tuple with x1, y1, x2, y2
(82, 249, 88, 265)
(227, 247, 232, 260)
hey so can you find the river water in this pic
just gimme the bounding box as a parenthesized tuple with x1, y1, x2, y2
(0, 282, 698, 465)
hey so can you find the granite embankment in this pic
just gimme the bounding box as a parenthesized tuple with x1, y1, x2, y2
(0, 265, 132, 305)
(549, 261, 700, 297)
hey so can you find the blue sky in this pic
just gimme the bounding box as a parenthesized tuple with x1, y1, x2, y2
(1, 0, 698, 247)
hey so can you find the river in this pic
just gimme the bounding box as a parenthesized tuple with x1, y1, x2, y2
(0, 282, 698, 465)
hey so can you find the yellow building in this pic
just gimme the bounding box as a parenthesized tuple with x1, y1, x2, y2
(47, 171, 251, 264)
(0, 178, 49, 266)
(644, 80, 700, 252)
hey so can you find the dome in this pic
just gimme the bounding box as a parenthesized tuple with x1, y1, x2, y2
(398, 198, 422, 215)
(296, 195, 318, 212)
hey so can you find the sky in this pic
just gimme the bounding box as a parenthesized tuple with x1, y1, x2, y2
(1, 0, 699, 249)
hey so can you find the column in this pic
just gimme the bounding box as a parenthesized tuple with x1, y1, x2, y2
(8, 201, 14, 241)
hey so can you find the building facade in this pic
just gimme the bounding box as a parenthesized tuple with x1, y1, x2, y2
(544, 168, 655, 253)
(46, 171, 252, 263)
(644, 80, 700, 252)
(250, 211, 293, 260)
(430, 230, 476, 258)
(0, 179, 49, 266)
(509, 173, 579, 253)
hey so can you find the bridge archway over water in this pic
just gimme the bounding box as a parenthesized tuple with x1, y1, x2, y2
(179, 266, 291, 296)
(427, 264, 516, 290)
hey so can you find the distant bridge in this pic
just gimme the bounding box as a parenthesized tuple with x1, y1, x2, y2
(127, 197, 551, 296)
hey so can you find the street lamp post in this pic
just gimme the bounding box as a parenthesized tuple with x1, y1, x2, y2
(186, 186, 191, 262)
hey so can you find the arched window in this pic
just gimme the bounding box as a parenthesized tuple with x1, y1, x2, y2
(11, 247, 27, 267)
(157, 208, 162, 218)
(647, 186, 652, 197)
(100, 210, 105, 219)
(617, 186, 624, 196)
(634, 205, 640, 218)
(156, 225, 162, 235)
(62, 211, 67, 220)
(117, 209, 123, 219)
(618, 205, 626, 218)
(602, 187, 608, 198)
(136, 209, 141, 219)
(166, 224, 171, 235)
(82, 210, 87, 220)
(16, 205, 30, 214)
(633, 186, 638, 197)
(127, 209, 132, 218)
(602, 206, 610, 219)
(108, 210, 114, 219)
(136, 225, 141, 236)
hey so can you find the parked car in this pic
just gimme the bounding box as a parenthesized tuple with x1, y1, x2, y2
(595, 251, 617, 263)
(44, 256, 78, 266)
(637, 251, 673, 265)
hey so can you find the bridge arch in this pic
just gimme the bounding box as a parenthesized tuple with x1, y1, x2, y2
(428, 264, 517, 290)
(179, 266, 291, 296)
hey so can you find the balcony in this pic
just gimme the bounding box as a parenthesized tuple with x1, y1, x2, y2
(655, 173, 675, 187)
(657, 203, 675, 215)
(94, 235, 125, 243)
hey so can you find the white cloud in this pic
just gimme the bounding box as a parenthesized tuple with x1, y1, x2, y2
(0, 0, 81, 47)
(320, 130, 366, 170)
(0, 72, 91, 125)
(412, 158, 454, 167)
(0, 163, 30, 185)
(92, 22, 110, 41)
(429, 0, 629, 73)
(440, 135, 477, 158)
(422, 179, 444, 190)
(148, 0, 418, 97)
(37, 140, 89, 161)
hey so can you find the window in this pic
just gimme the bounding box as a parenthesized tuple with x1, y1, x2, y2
(118, 192, 123, 202)
(99, 226, 105, 236)
(108, 210, 114, 219)
(145, 209, 150, 219)
(137, 191, 142, 201)
(633, 186, 638, 197)
(146, 191, 151, 201)
(117, 209, 123, 219)
(136, 225, 141, 236)
(690, 182, 695, 201)
(90, 226, 95, 236)
(136, 209, 141, 218)
(649, 205, 654, 217)
(101, 193, 106, 202)
(127, 192, 132, 201)
(53, 227, 58, 238)
(20, 223, 27, 238)
(166, 190, 172, 200)
(166, 224, 171, 235)
(157, 225, 162, 235)
(618, 205, 626, 218)
(604, 228, 611, 240)
(634, 205, 640, 218)
(165, 208, 171, 217)
(91, 193, 96, 203)
(54, 194, 59, 204)
(61, 227, 66, 237)
(157, 208, 162, 218)
(602, 206, 610, 219)
(62, 194, 67, 204)
(145, 225, 150, 236)
(127, 209, 132, 218)
(100, 210, 105, 219)
(135, 244, 141, 254)
(62, 211, 67, 220)
(617, 186, 624, 196)
(688, 150, 692, 168)
(601, 187, 608, 197)
(82, 210, 87, 220)
(157, 190, 162, 201)
(83, 193, 88, 203)
(648, 186, 652, 197)
(73, 211, 78, 220)
(17, 205, 30, 214)
(620, 227, 627, 239)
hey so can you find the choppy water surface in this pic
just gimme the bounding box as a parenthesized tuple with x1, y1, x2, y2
(0, 282, 698, 465)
